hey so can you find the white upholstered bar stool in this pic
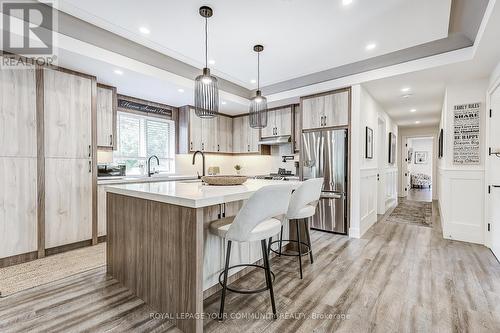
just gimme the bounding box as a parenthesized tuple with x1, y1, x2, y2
(269, 178, 323, 279)
(209, 184, 293, 321)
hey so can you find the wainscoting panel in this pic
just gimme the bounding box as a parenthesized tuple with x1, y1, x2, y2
(360, 168, 378, 235)
(385, 168, 398, 210)
(438, 168, 485, 244)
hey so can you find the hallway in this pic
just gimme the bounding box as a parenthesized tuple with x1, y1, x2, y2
(407, 188, 433, 202)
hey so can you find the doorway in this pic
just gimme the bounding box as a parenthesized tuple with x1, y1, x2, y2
(404, 137, 434, 202)
(377, 118, 386, 214)
(488, 84, 500, 259)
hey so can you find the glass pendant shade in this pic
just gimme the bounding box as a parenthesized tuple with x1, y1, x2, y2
(249, 44, 268, 129)
(195, 6, 219, 119)
(195, 67, 219, 118)
(249, 90, 268, 128)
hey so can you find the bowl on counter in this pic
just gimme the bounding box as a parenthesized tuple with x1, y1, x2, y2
(201, 175, 248, 186)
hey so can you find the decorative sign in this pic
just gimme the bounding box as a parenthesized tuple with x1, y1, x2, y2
(118, 99, 172, 118)
(453, 103, 481, 165)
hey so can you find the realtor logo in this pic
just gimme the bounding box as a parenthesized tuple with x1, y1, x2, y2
(1, 0, 58, 67)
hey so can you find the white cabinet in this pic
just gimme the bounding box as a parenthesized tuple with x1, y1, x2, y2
(97, 85, 116, 149)
(302, 90, 349, 130)
(45, 158, 92, 248)
(44, 69, 92, 159)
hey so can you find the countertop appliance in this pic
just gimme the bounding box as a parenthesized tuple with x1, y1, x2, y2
(254, 169, 299, 181)
(302, 128, 348, 234)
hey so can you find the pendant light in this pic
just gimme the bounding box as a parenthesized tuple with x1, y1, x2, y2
(249, 45, 268, 129)
(194, 6, 219, 118)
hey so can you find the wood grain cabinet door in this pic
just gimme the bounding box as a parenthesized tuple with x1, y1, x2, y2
(202, 117, 218, 152)
(189, 108, 203, 152)
(232, 116, 248, 153)
(302, 96, 323, 130)
(45, 158, 92, 248)
(217, 116, 232, 153)
(0, 66, 37, 157)
(294, 105, 301, 153)
(277, 107, 292, 136)
(96, 86, 115, 148)
(323, 91, 349, 127)
(0, 157, 38, 258)
(43, 69, 92, 159)
(97, 185, 106, 237)
(261, 110, 276, 138)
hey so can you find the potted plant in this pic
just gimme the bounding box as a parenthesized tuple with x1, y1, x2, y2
(234, 164, 242, 175)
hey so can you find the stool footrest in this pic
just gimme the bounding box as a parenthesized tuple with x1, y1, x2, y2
(218, 264, 276, 295)
(269, 239, 312, 257)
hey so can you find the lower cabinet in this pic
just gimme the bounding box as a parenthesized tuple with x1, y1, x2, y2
(97, 185, 106, 237)
(0, 157, 38, 258)
(45, 158, 93, 248)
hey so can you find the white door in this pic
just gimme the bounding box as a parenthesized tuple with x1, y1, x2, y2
(403, 138, 411, 196)
(489, 86, 500, 259)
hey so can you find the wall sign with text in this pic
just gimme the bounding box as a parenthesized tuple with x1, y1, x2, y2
(118, 99, 172, 118)
(453, 102, 481, 165)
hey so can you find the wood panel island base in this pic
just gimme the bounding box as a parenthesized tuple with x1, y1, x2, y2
(105, 179, 300, 333)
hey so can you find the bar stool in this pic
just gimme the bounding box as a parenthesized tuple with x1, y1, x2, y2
(209, 184, 293, 320)
(269, 178, 323, 279)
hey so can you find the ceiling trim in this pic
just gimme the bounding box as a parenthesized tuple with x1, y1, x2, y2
(24, 1, 490, 100)
(260, 0, 489, 96)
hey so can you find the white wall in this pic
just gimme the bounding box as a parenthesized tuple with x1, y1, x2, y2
(397, 126, 439, 199)
(437, 79, 488, 245)
(350, 84, 398, 238)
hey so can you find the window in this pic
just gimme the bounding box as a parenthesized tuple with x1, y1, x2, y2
(114, 112, 175, 175)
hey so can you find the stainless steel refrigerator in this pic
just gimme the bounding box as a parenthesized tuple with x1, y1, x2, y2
(301, 129, 348, 234)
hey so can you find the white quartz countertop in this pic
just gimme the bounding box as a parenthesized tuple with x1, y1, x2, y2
(105, 179, 301, 208)
(97, 174, 198, 185)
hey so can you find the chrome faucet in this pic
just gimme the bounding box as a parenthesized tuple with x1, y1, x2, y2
(192, 150, 206, 179)
(147, 155, 160, 177)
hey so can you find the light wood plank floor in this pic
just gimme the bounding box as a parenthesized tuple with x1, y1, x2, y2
(1, 202, 500, 333)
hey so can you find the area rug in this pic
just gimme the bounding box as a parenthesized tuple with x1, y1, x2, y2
(0, 243, 106, 297)
(385, 199, 432, 227)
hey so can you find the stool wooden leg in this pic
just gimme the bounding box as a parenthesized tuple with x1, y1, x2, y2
(219, 240, 232, 321)
(261, 239, 277, 318)
(304, 218, 314, 264)
(296, 220, 303, 279)
(279, 226, 283, 257)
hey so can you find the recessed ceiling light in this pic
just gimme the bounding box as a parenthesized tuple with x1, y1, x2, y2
(365, 43, 377, 51)
(114, 69, 123, 75)
(139, 27, 150, 34)
(410, 108, 417, 113)
(221, 101, 227, 105)
(342, 0, 353, 5)
(401, 87, 411, 93)
(402, 94, 413, 99)
(208, 59, 216, 65)
(250, 79, 257, 84)
(415, 121, 421, 124)
(177, 88, 184, 93)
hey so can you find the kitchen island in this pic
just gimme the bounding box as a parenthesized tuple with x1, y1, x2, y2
(105, 179, 300, 333)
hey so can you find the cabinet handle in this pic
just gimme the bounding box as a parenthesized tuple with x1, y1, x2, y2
(88, 145, 91, 157)
(324, 116, 327, 126)
(217, 144, 220, 152)
(202, 143, 204, 151)
(88, 160, 92, 173)
(248, 144, 250, 152)
(109, 134, 113, 146)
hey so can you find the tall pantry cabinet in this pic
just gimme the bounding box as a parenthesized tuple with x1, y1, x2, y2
(0, 65, 38, 260)
(43, 68, 95, 249)
(0, 62, 97, 267)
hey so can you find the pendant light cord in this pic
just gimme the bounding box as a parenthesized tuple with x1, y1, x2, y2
(205, 17, 208, 68)
(257, 51, 260, 91)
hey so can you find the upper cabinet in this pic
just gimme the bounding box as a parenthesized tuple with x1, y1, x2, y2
(184, 108, 233, 153)
(232, 115, 259, 153)
(44, 69, 93, 159)
(293, 104, 300, 153)
(261, 107, 292, 138)
(96, 84, 117, 149)
(302, 89, 349, 130)
(218, 115, 233, 153)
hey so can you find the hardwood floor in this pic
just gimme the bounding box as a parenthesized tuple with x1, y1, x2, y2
(407, 188, 433, 202)
(1, 202, 500, 332)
